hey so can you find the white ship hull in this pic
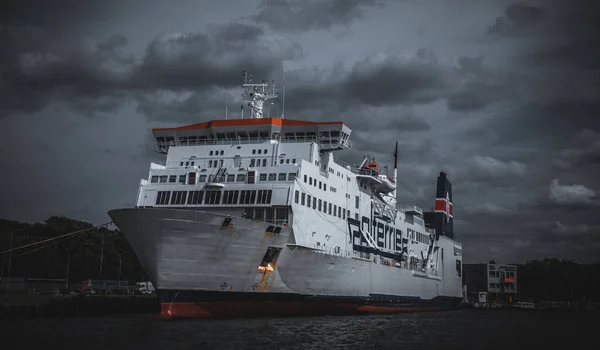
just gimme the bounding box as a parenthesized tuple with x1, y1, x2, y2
(109, 207, 462, 318)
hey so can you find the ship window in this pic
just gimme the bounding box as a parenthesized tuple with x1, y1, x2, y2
(210, 151, 214, 156)
(328, 203, 332, 215)
(292, 159, 296, 163)
(159, 176, 168, 183)
(240, 190, 256, 205)
(250, 159, 256, 167)
(169, 175, 177, 183)
(307, 195, 311, 207)
(323, 184, 327, 191)
(278, 173, 286, 181)
(257, 190, 272, 204)
(309, 177, 313, 185)
(301, 192, 306, 205)
(151, 176, 158, 183)
(267, 173, 275, 181)
(456, 260, 462, 277)
(188, 173, 196, 185)
(258, 149, 262, 154)
(199, 175, 207, 182)
(331, 131, 340, 137)
(318, 181, 322, 189)
(248, 171, 256, 184)
(191, 161, 195, 166)
(342, 210, 345, 219)
(262, 159, 267, 167)
(236, 174, 246, 182)
(156, 191, 171, 205)
(223, 190, 239, 205)
(187, 191, 204, 204)
(303, 174, 307, 183)
(323, 201, 327, 212)
(264, 149, 267, 154)
(220, 150, 224, 155)
(180, 162, 184, 166)
(171, 191, 187, 205)
(355, 196, 360, 209)
(334, 205, 337, 216)
(295, 190, 299, 203)
(205, 191, 221, 205)
(259, 173, 267, 181)
(318, 199, 322, 211)
(312, 197, 316, 209)
(252, 149, 256, 154)
(178, 175, 186, 184)
(254, 158, 260, 167)
(286, 159, 290, 164)
(209, 160, 213, 167)
(226, 174, 235, 182)
(287, 173, 296, 181)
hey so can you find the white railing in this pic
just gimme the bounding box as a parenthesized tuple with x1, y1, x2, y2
(154, 136, 351, 153)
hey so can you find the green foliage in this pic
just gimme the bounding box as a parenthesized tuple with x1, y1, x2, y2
(517, 258, 600, 302)
(0, 216, 147, 284)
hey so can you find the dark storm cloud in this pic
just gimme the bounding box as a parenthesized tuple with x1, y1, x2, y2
(1, 0, 120, 32)
(487, 2, 547, 37)
(283, 49, 459, 115)
(481, 0, 600, 143)
(0, 20, 301, 118)
(253, 0, 386, 32)
(138, 23, 302, 90)
(553, 129, 600, 170)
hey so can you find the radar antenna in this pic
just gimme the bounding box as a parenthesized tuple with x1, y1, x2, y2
(241, 71, 279, 119)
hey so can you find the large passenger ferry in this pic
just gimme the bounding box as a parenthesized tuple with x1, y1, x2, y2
(109, 72, 463, 318)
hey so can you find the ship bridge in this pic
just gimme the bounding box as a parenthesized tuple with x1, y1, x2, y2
(152, 118, 353, 154)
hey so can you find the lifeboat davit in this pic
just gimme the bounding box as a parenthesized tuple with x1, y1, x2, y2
(376, 175, 397, 193)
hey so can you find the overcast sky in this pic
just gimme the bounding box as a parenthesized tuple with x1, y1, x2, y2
(1, 0, 599, 264)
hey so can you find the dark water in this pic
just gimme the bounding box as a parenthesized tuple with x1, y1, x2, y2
(1, 309, 597, 349)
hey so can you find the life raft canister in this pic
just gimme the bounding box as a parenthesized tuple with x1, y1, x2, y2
(366, 161, 379, 173)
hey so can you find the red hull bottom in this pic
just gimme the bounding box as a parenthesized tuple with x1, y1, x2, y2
(160, 302, 450, 319)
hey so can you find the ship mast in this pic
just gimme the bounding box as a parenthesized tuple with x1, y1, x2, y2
(241, 70, 279, 119)
(393, 141, 398, 199)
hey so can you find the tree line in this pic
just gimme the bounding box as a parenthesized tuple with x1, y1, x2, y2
(0, 216, 147, 286)
(517, 258, 600, 303)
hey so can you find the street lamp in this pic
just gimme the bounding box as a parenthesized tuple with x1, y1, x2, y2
(117, 253, 122, 291)
(5, 231, 13, 294)
(99, 234, 105, 280)
(65, 248, 70, 290)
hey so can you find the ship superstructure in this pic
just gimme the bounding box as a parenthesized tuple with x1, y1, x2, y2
(109, 73, 463, 318)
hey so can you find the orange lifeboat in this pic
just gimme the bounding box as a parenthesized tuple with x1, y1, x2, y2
(367, 161, 379, 174)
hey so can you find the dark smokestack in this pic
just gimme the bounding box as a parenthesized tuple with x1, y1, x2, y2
(432, 172, 454, 239)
